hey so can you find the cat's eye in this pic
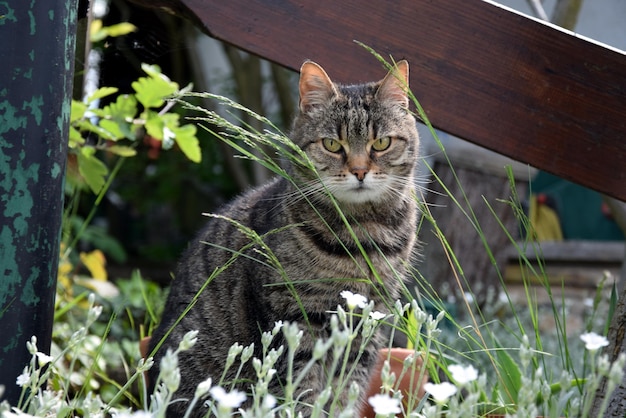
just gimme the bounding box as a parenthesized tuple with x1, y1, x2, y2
(322, 138, 343, 153)
(372, 136, 392, 152)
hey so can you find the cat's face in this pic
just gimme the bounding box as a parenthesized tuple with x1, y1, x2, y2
(291, 61, 419, 205)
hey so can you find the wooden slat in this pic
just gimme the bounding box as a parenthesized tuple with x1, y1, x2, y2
(505, 240, 625, 263)
(178, 0, 626, 201)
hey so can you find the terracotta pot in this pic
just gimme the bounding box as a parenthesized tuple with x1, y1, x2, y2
(140, 336, 151, 359)
(359, 348, 428, 418)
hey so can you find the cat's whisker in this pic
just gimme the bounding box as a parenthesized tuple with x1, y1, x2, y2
(289, 180, 328, 200)
(268, 183, 314, 203)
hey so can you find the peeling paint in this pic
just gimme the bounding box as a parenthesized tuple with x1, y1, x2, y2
(0, 226, 18, 311)
(2, 148, 39, 237)
(0, 2, 16, 25)
(51, 162, 61, 178)
(27, 10, 35, 35)
(21, 266, 41, 306)
(0, 102, 27, 133)
(23, 95, 43, 125)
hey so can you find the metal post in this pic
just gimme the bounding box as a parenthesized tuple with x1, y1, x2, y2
(0, 0, 78, 405)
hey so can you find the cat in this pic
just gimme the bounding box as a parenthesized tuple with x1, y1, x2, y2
(148, 59, 419, 417)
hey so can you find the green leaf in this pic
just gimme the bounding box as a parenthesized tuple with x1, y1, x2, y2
(77, 148, 109, 194)
(144, 110, 167, 140)
(173, 124, 201, 163)
(90, 19, 136, 42)
(95, 95, 138, 141)
(74, 119, 118, 141)
(140, 63, 166, 79)
(87, 87, 119, 104)
(143, 110, 201, 162)
(68, 127, 85, 148)
(98, 119, 124, 140)
(104, 22, 137, 37)
(495, 346, 522, 405)
(131, 65, 178, 109)
(70, 100, 87, 123)
(108, 145, 137, 157)
(100, 94, 138, 121)
(89, 19, 106, 42)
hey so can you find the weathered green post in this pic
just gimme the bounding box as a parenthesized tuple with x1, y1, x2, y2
(0, 0, 78, 404)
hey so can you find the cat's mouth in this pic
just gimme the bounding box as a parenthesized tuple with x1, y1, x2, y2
(335, 184, 382, 204)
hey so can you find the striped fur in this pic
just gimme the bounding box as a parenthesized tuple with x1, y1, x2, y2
(149, 60, 419, 417)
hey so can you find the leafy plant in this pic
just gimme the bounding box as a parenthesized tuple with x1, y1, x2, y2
(67, 64, 200, 194)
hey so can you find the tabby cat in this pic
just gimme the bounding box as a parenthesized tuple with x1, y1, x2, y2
(148, 60, 419, 417)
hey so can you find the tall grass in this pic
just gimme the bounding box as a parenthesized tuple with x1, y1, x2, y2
(2, 53, 623, 418)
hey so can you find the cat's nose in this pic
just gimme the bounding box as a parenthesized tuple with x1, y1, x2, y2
(351, 167, 368, 181)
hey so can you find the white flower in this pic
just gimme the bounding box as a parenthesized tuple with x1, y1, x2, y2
(87, 302, 103, 324)
(16, 368, 30, 387)
(369, 311, 386, 321)
(272, 320, 283, 334)
(195, 377, 212, 398)
(36, 352, 54, 366)
(448, 364, 478, 385)
(210, 386, 247, 409)
(179, 330, 199, 351)
(262, 394, 277, 409)
(4, 409, 38, 418)
(580, 332, 609, 352)
(340, 290, 367, 310)
(368, 393, 402, 415)
(424, 381, 457, 403)
(26, 336, 38, 355)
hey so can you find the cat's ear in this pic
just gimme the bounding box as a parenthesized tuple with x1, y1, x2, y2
(376, 60, 410, 109)
(299, 61, 338, 113)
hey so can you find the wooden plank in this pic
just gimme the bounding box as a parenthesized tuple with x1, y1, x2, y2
(504, 264, 621, 288)
(176, 0, 626, 201)
(505, 240, 625, 263)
